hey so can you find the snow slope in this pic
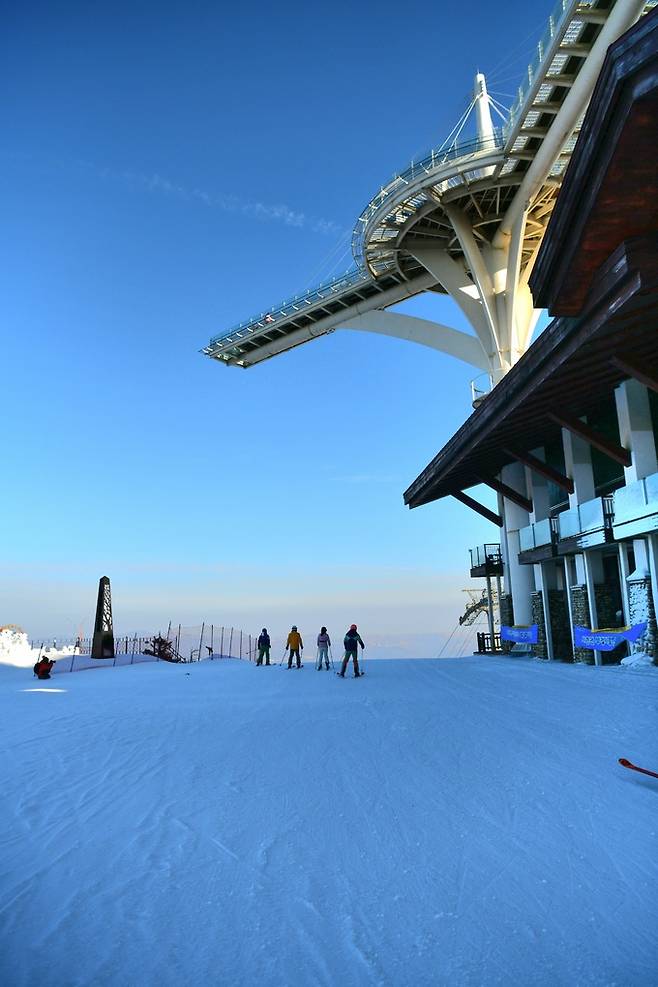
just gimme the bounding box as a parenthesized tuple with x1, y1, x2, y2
(1, 657, 656, 986)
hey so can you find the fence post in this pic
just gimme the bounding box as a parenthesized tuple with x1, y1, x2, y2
(228, 627, 233, 658)
(177, 624, 181, 658)
(248, 634, 252, 661)
(220, 626, 224, 658)
(198, 623, 205, 663)
(239, 630, 243, 660)
(210, 624, 214, 659)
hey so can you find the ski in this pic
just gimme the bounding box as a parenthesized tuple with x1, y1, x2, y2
(618, 757, 658, 779)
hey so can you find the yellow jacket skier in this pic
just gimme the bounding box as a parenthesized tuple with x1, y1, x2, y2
(286, 626, 303, 669)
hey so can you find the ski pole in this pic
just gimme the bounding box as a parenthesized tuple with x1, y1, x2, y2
(619, 757, 658, 780)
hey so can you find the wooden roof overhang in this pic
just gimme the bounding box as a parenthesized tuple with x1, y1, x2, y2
(530, 6, 658, 315)
(404, 234, 658, 511)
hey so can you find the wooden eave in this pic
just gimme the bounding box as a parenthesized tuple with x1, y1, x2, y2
(404, 235, 658, 510)
(530, 7, 658, 315)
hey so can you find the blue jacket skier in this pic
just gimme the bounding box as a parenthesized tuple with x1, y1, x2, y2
(339, 625, 364, 677)
(257, 629, 271, 666)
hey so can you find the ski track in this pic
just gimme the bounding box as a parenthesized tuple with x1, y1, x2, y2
(0, 657, 656, 986)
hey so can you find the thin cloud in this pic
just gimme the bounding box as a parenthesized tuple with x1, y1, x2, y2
(0, 151, 346, 237)
(104, 166, 345, 236)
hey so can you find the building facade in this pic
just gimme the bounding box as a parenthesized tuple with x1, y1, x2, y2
(405, 9, 658, 665)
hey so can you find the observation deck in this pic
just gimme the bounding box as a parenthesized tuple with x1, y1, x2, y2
(203, 1, 657, 373)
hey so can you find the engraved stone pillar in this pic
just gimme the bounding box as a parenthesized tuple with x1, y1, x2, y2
(91, 576, 115, 659)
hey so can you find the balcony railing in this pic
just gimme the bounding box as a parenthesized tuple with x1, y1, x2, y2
(556, 495, 614, 545)
(469, 544, 502, 569)
(519, 517, 558, 553)
(613, 472, 658, 536)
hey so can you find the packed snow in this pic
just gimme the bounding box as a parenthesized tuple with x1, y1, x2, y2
(1, 654, 657, 986)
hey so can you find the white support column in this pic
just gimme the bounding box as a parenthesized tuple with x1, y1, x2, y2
(444, 204, 501, 358)
(341, 310, 489, 369)
(498, 491, 510, 596)
(630, 537, 650, 580)
(562, 426, 595, 507)
(504, 208, 528, 363)
(538, 562, 555, 660)
(409, 246, 490, 345)
(563, 557, 576, 657)
(501, 462, 534, 625)
(485, 573, 496, 644)
(618, 542, 631, 626)
(526, 452, 550, 522)
(474, 73, 494, 143)
(583, 550, 602, 667)
(614, 379, 658, 483)
(474, 72, 496, 181)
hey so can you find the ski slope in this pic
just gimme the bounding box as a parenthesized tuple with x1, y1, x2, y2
(1, 656, 656, 986)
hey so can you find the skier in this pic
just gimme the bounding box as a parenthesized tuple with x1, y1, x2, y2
(256, 628, 271, 666)
(33, 657, 55, 680)
(316, 627, 331, 670)
(285, 626, 303, 668)
(339, 624, 364, 678)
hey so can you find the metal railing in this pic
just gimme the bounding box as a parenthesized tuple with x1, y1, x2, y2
(31, 635, 150, 655)
(613, 470, 658, 525)
(34, 624, 261, 672)
(351, 130, 504, 269)
(556, 495, 614, 540)
(469, 544, 502, 569)
(518, 516, 560, 553)
(205, 267, 370, 351)
(476, 632, 502, 655)
(505, 0, 575, 139)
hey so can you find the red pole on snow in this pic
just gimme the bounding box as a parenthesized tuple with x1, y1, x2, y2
(618, 758, 658, 780)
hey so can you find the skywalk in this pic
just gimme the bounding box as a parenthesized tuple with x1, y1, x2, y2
(203, 0, 657, 383)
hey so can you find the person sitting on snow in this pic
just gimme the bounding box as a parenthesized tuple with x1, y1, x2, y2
(339, 625, 364, 678)
(285, 626, 303, 668)
(33, 657, 55, 680)
(257, 628, 271, 666)
(316, 627, 331, 670)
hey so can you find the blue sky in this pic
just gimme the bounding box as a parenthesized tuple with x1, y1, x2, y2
(1, 1, 553, 642)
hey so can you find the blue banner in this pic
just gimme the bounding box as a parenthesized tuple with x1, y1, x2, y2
(573, 622, 647, 652)
(500, 624, 538, 644)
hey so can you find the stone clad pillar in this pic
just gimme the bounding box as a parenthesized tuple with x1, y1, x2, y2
(615, 379, 658, 661)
